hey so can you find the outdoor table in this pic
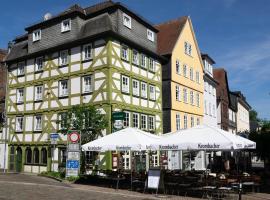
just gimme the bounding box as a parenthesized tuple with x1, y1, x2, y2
(242, 182, 260, 193)
(202, 186, 216, 199)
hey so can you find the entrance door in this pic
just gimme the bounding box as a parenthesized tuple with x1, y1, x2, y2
(16, 147, 22, 172)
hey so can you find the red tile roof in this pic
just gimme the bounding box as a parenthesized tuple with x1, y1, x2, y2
(155, 16, 188, 55)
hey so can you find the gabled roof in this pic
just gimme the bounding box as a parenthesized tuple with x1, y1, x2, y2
(213, 68, 231, 104)
(155, 16, 188, 55)
(25, 1, 158, 32)
(201, 53, 216, 64)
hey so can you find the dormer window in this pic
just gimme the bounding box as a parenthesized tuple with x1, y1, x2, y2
(123, 13, 131, 29)
(33, 29, 41, 42)
(147, 29, 154, 42)
(61, 19, 71, 32)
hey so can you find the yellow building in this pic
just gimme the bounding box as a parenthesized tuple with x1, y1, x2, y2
(156, 16, 204, 133)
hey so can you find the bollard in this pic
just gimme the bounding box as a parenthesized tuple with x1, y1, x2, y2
(238, 182, 242, 200)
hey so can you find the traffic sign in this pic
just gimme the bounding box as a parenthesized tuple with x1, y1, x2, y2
(50, 133, 59, 145)
(67, 160, 79, 169)
(68, 131, 80, 143)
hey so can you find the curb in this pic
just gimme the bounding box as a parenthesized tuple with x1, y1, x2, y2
(38, 174, 63, 182)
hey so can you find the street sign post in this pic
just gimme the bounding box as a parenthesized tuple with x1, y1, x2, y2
(66, 130, 81, 178)
(50, 133, 59, 171)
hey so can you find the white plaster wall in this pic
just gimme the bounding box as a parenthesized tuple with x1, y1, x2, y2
(203, 79, 217, 127)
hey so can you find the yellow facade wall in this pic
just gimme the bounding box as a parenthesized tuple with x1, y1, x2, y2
(170, 19, 204, 132)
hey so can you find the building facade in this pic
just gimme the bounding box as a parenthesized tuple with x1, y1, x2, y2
(213, 68, 230, 131)
(228, 92, 237, 133)
(0, 49, 7, 170)
(201, 54, 218, 127)
(232, 91, 251, 133)
(155, 17, 204, 170)
(5, 2, 163, 173)
(156, 17, 204, 133)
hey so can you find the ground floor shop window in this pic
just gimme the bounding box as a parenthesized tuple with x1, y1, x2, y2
(25, 147, 32, 164)
(41, 148, 47, 164)
(122, 151, 130, 170)
(60, 148, 67, 166)
(9, 146, 15, 170)
(33, 148, 39, 164)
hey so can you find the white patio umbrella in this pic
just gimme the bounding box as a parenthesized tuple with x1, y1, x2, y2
(151, 125, 256, 151)
(82, 127, 160, 152)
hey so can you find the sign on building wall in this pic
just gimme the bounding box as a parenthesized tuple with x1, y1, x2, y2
(66, 131, 81, 178)
(112, 112, 125, 132)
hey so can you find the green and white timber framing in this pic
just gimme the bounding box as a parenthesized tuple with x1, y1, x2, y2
(5, 38, 163, 173)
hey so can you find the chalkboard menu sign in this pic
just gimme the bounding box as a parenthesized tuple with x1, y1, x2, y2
(147, 169, 161, 189)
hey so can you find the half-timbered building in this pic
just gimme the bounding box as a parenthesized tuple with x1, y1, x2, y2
(5, 2, 163, 172)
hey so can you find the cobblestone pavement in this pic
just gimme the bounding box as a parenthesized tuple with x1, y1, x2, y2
(0, 173, 269, 200)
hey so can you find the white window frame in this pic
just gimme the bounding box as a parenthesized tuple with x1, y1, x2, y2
(17, 88, 24, 103)
(176, 85, 181, 101)
(123, 112, 130, 128)
(197, 118, 200, 125)
(132, 50, 139, 65)
(132, 79, 140, 96)
(184, 114, 188, 129)
(148, 116, 155, 130)
(190, 90, 194, 105)
(196, 71, 200, 83)
(34, 115, 42, 131)
(141, 54, 147, 68)
(35, 85, 43, 101)
(133, 113, 139, 128)
(61, 19, 71, 32)
(191, 116, 194, 127)
(149, 85, 156, 100)
(141, 82, 147, 98)
(184, 41, 192, 56)
(147, 29, 154, 42)
(35, 57, 43, 71)
(183, 88, 188, 103)
(176, 59, 180, 75)
(149, 58, 155, 72)
(121, 75, 130, 93)
(209, 102, 212, 116)
(83, 44, 92, 60)
(59, 50, 69, 66)
(16, 116, 24, 132)
(141, 114, 147, 130)
(33, 29, 41, 42)
(183, 64, 187, 78)
(83, 75, 93, 93)
(17, 62, 25, 76)
(176, 113, 181, 131)
(190, 67, 194, 81)
(205, 100, 208, 115)
(59, 80, 69, 97)
(121, 45, 129, 61)
(123, 13, 131, 29)
(196, 92, 200, 107)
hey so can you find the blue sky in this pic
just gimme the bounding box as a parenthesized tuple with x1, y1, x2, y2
(0, 0, 269, 119)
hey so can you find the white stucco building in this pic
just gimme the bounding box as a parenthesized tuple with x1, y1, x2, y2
(202, 54, 218, 127)
(233, 91, 251, 133)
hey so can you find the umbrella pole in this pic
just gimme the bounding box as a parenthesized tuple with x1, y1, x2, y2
(131, 151, 132, 191)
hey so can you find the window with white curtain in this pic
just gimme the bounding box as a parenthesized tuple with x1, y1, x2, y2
(132, 79, 140, 96)
(121, 75, 129, 93)
(59, 80, 68, 97)
(141, 82, 147, 98)
(176, 113, 181, 130)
